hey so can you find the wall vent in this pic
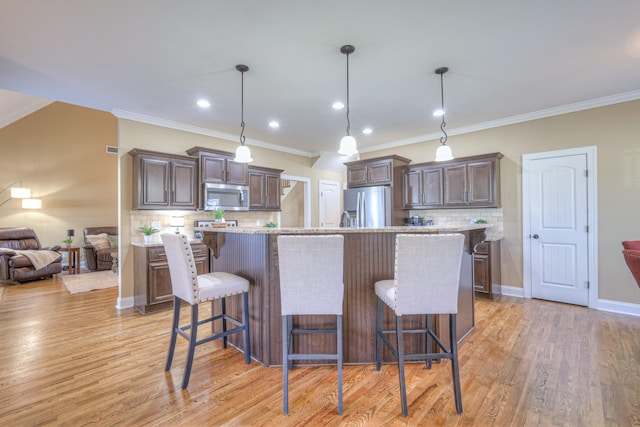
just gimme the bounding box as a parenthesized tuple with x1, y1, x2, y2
(106, 145, 118, 154)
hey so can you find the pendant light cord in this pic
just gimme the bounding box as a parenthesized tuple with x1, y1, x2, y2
(345, 51, 351, 136)
(240, 69, 246, 145)
(439, 70, 448, 145)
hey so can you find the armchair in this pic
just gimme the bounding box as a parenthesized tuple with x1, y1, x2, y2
(622, 241, 640, 289)
(83, 226, 118, 271)
(0, 227, 62, 283)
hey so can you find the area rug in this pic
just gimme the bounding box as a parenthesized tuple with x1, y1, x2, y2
(62, 270, 118, 294)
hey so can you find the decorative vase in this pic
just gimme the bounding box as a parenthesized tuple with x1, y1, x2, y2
(144, 235, 152, 244)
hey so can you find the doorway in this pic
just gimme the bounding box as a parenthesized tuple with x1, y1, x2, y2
(522, 146, 598, 307)
(279, 174, 311, 228)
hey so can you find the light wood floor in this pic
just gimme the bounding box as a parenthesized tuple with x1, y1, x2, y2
(1, 276, 639, 426)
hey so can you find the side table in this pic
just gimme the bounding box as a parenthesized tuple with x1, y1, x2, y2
(60, 246, 81, 275)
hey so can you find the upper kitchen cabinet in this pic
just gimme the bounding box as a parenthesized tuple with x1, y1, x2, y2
(403, 166, 444, 209)
(345, 155, 411, 188)
(130, 149, 197, 210)
(443, 153, 503, 208)
(404, 153, 502, 209)
(186, 147, 249, 186)
(248, 166, 283, 211)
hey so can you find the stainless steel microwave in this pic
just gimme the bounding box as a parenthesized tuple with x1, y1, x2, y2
(203, 183, 249, 211)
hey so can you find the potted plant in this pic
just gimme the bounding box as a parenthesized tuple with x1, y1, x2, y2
(213, 208, 225, 223)
(62, 236, 73, 248)
(138, 224, 159, 244)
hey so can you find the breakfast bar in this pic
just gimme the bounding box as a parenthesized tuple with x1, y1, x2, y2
(199, 225, 486, 366)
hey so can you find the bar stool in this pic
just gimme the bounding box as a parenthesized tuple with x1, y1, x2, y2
(375, 233, 465, 416)
(277, 235, 344, 415)
(161, 233, 251, 390)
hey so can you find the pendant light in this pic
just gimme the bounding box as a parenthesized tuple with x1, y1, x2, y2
(338, 44, 358, 156)
(234, 64, 253, 163)
(434, 66, 454, 162)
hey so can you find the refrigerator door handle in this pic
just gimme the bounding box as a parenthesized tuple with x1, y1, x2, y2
(361, 191, 366, 227)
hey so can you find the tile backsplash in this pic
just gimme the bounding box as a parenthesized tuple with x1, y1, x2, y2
(130, 210, 277, 243)
(409, 208, 503, 239)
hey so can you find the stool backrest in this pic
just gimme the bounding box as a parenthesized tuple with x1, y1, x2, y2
(161, 233, 199, 304)
(394, 233, 465, 315)
(277, 235, 344, 316)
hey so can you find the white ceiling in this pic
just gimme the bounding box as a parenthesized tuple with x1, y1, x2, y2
(1, 1, 640, 157)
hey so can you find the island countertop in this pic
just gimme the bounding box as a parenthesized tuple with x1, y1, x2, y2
(196, 223, 490, 234)
(199, 225, 485, 366)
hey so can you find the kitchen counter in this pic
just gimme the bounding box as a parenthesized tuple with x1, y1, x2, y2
(196, 223, 489, 234)
(199, 225, 486, 366)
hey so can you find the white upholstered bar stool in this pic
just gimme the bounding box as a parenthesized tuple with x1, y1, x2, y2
(161, 233, 251, 390)
(277, 235, 344, 415)
(375, 233, 465, 416)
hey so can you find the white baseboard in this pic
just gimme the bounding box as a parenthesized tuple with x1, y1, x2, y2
(496, 285, 640, 317)
(595, 298, 640, 317)
(500, 285, 525, 298)
(116, 296, 134, 310)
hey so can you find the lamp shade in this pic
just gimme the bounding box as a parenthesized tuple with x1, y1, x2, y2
(435, 144, 454, 162)
(338, 135, 358, 156)
(10, 187, 31, 198)
(169, 216, 185, 227)
(22, 198, 42, 209)
(234, 145, 253, 163)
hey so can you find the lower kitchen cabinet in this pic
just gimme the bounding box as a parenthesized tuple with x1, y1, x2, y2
(133, 242, 209, 314)
(473, 239, 501, 300)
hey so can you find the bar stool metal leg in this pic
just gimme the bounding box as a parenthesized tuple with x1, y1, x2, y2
(182, 304, 199, 389)
(165, 296, 180, 371)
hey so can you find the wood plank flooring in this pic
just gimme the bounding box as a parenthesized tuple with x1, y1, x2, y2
(1, 276, 639, 426)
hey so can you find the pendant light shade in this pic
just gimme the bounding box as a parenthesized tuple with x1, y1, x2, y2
(338, 135, 357, 156)
(434, 66, 454, 162)
(435, 144, 454, 162)
(337, 44, 358, 156)
(234, 64, 253, 163)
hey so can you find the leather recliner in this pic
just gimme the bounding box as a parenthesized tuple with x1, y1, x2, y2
(0, 227, 62, 283)
(83, 226, 118, 271)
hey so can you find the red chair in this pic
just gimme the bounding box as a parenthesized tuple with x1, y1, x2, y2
(622, 241, 640, 289)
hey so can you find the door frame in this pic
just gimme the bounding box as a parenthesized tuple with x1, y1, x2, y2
(522, 146, 598, 307)
(280, 174, 311, 228)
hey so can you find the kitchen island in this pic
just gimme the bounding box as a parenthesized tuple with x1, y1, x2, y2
(199, 225, 486, 366)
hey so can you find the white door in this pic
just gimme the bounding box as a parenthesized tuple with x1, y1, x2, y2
(528, 154, 589, 305)
(319, 180, 340, 227)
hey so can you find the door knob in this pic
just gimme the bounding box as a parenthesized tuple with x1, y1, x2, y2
(532, 234, 539, 239)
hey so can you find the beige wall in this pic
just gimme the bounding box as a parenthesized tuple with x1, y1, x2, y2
(0, 102, 117, 262)
(368, 99, 640, 304)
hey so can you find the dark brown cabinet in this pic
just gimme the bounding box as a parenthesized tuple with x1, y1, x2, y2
(248, 166, 283, 211)
(403, 166, 444, 208)
(129, 149, 197, 210)
(473, 239, 501, 300)
(444, 156, 500, 207)
(403, 153, 502, 209)
(345, 155, 411, 188)
(186, 147, 249, 186)
(133, 242, 209, 314)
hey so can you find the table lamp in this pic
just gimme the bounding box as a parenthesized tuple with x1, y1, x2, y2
(169, 216, 185, 234)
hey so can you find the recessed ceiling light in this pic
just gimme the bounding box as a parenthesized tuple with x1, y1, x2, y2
(268, 121, 280, 128)
(197, 99, 211, 108)
(332, 101, 345, 110)
(362, 128, 373, 135)
(433, 109, 444, 117)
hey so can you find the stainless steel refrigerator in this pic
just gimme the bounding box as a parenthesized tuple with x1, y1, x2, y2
(343, 186, 391, 227)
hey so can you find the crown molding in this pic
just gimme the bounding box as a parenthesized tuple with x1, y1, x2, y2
(361, 90, 640, 153)
(113, 89, 640, 157)
(111, 109, 314, 158)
